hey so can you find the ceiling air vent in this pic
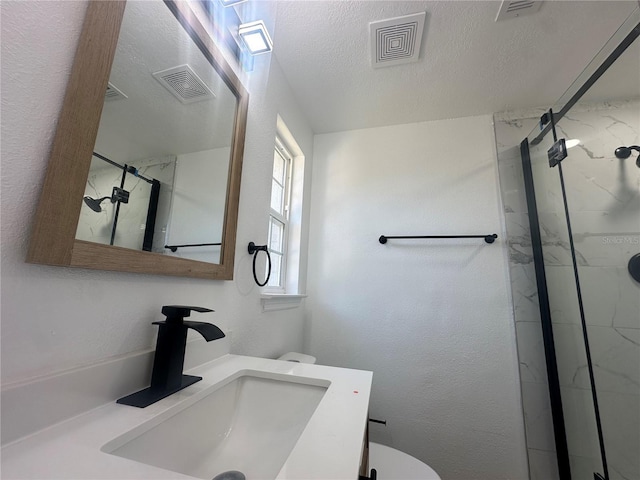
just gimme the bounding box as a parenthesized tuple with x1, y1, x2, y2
(495, 0, 543, 21)
(105, 82, 127, 101)
(152, 64, 215, 104)
(370, 12, 426, 69)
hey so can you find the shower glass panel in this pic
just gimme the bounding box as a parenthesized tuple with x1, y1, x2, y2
(554, 100, 639, 480)
(527, 130, 606, 479)
(113, 171, 154, 250)
(76, 154, 164, 252)
(522, 13, 639, 478)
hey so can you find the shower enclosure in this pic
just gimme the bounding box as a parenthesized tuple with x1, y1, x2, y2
(497, 8, 639, 480)
(75, 153, 173, 253)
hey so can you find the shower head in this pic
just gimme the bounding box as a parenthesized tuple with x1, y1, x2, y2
(614, 145, 640, 168)
(83, 195, 110, 212)
(82, 187, 130, 213)
(614, 146, 639, 159)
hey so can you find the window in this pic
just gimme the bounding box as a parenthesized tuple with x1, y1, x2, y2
(261, 117, 308, 310)
(267, 137, 293, 290)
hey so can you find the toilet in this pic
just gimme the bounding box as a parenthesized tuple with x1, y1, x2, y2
(278, 353, 442, 480)
(368, 442, 441, 480)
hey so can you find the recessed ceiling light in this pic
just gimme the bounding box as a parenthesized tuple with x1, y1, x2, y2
(565, 139, 580, 149)
(238, 20, 273, 55)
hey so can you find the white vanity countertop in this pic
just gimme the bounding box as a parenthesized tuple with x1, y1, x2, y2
(1, 354, 373, 480)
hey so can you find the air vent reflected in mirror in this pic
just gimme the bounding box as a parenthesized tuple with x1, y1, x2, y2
(105, 82, 128, 101)
(495, 0, 543, 21)
(152, 64, 215, 104)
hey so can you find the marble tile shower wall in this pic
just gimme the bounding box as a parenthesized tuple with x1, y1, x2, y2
(495, 111, 560, 480)
(495, 99, 640, 480)
(552, 101, 639, 480)
(76, 155, 176, 251)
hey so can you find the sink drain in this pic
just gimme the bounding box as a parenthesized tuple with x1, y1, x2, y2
(212, 471, 246, 480)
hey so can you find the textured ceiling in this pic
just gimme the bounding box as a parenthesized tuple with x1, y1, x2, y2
(270, 1, 639, 134)
(96, 0, 238, 164)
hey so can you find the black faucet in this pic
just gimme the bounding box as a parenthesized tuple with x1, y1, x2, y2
(117, 305, 225, 408)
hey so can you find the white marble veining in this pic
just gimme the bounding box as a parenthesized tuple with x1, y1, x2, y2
(549, 100, 639, 480)
(509, 265, 541, 325)
(520, 381, 556, 452)
(580, 267, 640, 329)
(497, 158, 529, 214)
(493, 116, 540, 154)
(588, 326, 639, 395)
(495, 98, 640, 480)
(552, 323, 593, 391)
(495, 112, 560, 480)
(76, 155, 176, 250)
(504, 213, 535, 265)
(560, 386, 603, 463)
(545, 266, 582, 324)
(538, 213, 580, 266)
(598, 390, 640, 480)
(569, 211, 640, 268)
(515, 323, 548, 385)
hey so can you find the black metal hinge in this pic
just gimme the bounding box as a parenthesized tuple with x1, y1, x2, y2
(548, 138, 567, 168)
(540, 112, 550, 129)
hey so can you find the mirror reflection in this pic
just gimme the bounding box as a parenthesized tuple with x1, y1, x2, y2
(74, 0, 238, 264)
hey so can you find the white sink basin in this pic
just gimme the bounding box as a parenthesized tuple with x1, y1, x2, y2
(2, 355, 372, 480)
(102, 370, 329, 480)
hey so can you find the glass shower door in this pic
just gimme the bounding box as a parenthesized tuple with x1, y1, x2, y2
(519, 7, 640, 479)
(554, 106, 640, 480)
(526, 129, 606, 480)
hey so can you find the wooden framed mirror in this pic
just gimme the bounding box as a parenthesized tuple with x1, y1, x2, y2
(27, 0, 248, 280)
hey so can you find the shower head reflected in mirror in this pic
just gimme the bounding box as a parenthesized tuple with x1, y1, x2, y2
(614, 145, 640, 168)
(83, 187, 130, 213)
(83, 195, 111, 212)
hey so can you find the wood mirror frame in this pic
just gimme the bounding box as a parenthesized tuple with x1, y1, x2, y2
(26, 0, 248, 280)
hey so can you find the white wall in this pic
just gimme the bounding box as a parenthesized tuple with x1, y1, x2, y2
(0, 1, 314, 385)
(165, 147, 230, 263)
(305, 115, 528, 479)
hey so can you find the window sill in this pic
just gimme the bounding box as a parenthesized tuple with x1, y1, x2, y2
(260, 294, 307, 312)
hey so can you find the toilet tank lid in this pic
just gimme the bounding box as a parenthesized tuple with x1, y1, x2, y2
(277, 352, 317, 364)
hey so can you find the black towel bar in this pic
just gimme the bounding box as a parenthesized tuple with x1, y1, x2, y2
(379, 234, 497, 244)
(164, 242, 222, 252)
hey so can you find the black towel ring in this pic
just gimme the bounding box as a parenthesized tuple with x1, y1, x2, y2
(248, 242, 271, 287)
